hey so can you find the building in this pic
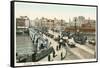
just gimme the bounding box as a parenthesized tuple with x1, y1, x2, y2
(64, 16, 96, 33)
(16, 16, 30, 34)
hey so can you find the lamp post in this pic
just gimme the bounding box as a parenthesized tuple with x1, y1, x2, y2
(74, 17, 77, 34)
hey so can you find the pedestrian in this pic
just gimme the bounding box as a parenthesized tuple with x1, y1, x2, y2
(32, 52, 36, 62)
(61, 52, 63, 60)
(16, 52, 18, 56)
(44, 38, 48, 48)
(48, 55, 51, 61)
(59, 38, 63, 50)
(56, 45, 59, 51)
(53, 50, 56, 57)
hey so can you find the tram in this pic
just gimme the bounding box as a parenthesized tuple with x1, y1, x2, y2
(29, 28, 54, 62)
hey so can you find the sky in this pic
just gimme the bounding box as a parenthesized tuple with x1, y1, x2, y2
(15, 2, 97, 22)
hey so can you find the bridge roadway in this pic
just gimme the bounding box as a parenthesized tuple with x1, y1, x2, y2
(16, 30, 96, 63)
(38, 30, 96, 62)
